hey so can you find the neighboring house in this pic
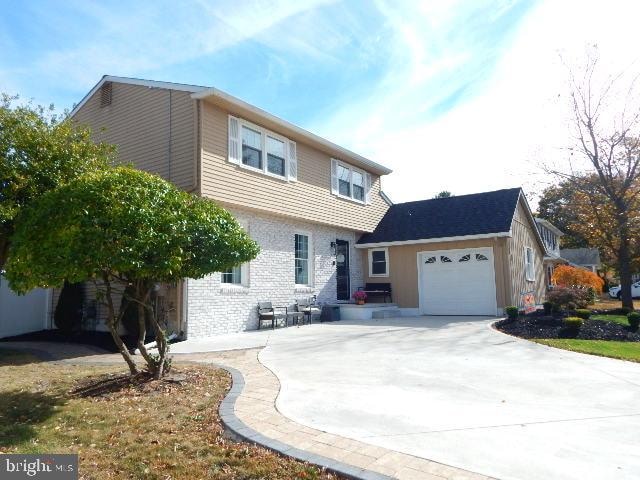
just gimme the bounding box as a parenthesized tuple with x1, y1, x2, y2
(0, 275, 51, 338)
(560, 248, 601, 273)
(534, 218, 566, 288)
(62, 76, 392, 339)
(356, 188, 547, 316)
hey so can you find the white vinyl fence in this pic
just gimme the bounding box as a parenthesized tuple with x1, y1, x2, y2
(0, 275, 50, 338)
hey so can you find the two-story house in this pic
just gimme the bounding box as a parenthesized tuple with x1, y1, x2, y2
(67, 76, 392, 338)
(534, 218, 566, 287)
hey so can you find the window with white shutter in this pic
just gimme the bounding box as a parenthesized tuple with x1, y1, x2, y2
(330, 158, 369, 204)
(227, 115, 294, 180)
(524, 247, 535, 281)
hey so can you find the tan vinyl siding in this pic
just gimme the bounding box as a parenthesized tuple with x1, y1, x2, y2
(200, 100, 388, 232)
(72, 82, 197, 190)
(506, 200, 546, 306)
(361, 237, 509, 309)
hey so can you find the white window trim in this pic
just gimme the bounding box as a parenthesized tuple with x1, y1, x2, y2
(231, 116, 296, 182)
(524, 246, 535, 282)
(220, 219, 251, 289)
(368, 247, 389, 277)
(294, 231, 314, 287)
(331, 159, 370, 204)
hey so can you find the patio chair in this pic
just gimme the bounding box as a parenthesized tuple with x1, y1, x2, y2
(257, 302, 287, 330)
(296, 298, 321, 325)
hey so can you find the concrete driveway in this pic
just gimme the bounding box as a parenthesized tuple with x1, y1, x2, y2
(257, 316, 640, 480)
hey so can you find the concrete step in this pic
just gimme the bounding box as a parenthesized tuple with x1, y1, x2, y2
(371, 308, 402, 319)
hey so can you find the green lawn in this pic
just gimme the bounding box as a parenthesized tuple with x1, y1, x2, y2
(533, 339, 640, 362)
(590, 314, 630, 327)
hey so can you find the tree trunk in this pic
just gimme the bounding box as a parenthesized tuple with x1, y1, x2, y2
(134, 282, 155, 372)
(618, 239, 635, 310)
(102, 275, 139, 375)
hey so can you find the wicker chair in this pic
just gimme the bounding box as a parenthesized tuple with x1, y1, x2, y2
(257, 302, 287, 329)
(295, 298, 321, 325)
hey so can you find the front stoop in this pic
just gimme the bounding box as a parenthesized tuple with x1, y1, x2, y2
(182, 349, 494, 480)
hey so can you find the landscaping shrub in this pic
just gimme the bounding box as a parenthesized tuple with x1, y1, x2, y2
(574, 309, 591, 320)
(54, 281, 84, 336)
(619, 307, 632, 315)
(551, 265, 604, 294)
(628, 312, 640, 331)
(505, 306, 519, 319)
(562, 316, 583, 330)
(547, 287, 590, 311)
(543, 301, 553, 315)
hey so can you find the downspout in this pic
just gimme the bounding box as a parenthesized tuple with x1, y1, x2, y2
(181, 279, 189, 339)
(168, 89, 172, 182)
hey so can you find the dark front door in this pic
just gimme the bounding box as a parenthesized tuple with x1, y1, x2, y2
(336, 240, 350, 301)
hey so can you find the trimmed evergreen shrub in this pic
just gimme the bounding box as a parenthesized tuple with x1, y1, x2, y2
(505, 306, 519, 319)
(628, 312, 640, 331)
(543, 301, 553, 315)
(574, 309, 591, 320)
(54, 281, 84, 336)
(562, 316, 583, 330)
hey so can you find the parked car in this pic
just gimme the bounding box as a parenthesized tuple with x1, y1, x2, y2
(609, 282, 640, 299)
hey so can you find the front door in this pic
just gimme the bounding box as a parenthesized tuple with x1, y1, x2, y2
(336, 240, 350, 301)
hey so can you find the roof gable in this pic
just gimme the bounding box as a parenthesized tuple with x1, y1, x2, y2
(357, 188, 523, 246)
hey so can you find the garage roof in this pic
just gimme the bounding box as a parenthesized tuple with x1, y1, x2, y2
(357, 188, 522, 247)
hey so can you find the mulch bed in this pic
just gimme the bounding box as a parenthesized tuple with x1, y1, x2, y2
(495, 315, 640, 341)
(0, 329, 153, 353)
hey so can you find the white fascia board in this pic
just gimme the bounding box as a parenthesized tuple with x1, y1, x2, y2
(69, 75, 208, 118)
(518, 191, 548, 254)
(192, 88, 393, 176)
(355, 232, 511, 249)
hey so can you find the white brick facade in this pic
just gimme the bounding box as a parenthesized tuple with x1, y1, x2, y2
(185, 207, 364, 338)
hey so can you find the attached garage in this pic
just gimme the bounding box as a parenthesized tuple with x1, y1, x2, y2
(418, 247, 497, 315)
(357, 188, 547, 316)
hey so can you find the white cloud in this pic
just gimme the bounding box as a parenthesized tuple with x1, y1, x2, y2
(311, 0, 640, 206)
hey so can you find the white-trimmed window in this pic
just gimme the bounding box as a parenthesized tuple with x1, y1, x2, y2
(368, 248, 389, 277)
(331, 159, 371, 204)
(295, 233, 312, 286)
(524, 247, 535, 281)
(221, 220, 250, 286)
(228, 115, 297, 181)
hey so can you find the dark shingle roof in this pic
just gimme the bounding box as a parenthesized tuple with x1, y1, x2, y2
(560, 248, 601, 266)
(358, 188, 522, 245)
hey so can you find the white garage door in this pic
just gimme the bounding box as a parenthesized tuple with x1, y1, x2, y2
(419, 247, 497, 316)
(0, 275, 49, 338)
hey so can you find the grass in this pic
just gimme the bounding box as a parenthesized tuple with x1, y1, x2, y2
(590, 314, 630, 326)
(0, 349, 339, 480)
(533, 339, 640, 362)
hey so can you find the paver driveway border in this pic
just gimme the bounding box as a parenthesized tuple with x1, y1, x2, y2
(183, 348, 494, 480)
(0, 342, 491, 480)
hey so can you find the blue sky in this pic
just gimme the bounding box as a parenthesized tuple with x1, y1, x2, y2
(1, 0, 638, 202)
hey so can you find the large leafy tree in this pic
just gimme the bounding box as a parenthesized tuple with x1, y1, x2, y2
(537, 182, 590, 249)
(0, 94, 113, 270)
(544, 52, 640, 308)
(5, 167, 260, 377)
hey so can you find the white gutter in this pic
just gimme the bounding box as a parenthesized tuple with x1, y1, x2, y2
(191, 87, 392, 176)
(355, 232, 512, 249)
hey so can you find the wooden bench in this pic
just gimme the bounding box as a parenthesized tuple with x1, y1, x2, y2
(358, 283, 392, 303)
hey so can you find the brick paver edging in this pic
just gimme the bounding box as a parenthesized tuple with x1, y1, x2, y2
(217, 363, 394, 480)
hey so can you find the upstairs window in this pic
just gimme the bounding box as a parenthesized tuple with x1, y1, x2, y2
(267, 136, 286, 176)
(331, 159, 371, 204)
(337, 164, 351, 196)
(242, 126, 262, 169)
(228, 115, 297, 181)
